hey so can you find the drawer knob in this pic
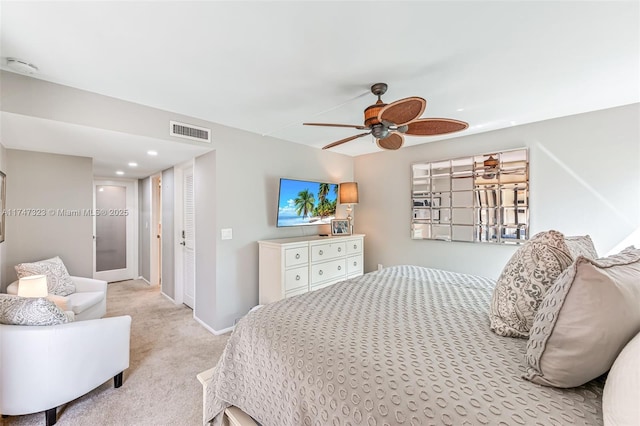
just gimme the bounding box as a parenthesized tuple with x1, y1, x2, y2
(295, 275, 300, 281)
(295, 253, 300, 259)
(353, 261, 357, 266)
(319, 250, 324, 255)
(353, 244, 357, 249)
(338, 265, 342, 271)
(319, 270, 323, 276)
(338, 247, 342, 252)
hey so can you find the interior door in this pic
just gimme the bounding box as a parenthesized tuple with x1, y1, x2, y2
(94, 180, 137, 282)
(181, 168, 195, 308)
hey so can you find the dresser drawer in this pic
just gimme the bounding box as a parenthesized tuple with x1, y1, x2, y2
(285, 285, 309, 298)
(311, 242, 346, 262)
(346, 254, 363, 276)
(346, 238, 363, 255)
(284, 246, 308, 267)
(284, 266, 308, 292)
(311, 258, 346, 285)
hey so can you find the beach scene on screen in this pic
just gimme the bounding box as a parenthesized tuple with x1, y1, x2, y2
(277, 179, 338, 227)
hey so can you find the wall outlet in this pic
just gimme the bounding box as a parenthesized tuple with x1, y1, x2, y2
(377, 263, 383, 271)
(221, 228, 233, 240)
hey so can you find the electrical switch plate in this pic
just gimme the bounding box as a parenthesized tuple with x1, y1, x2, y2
(221, 228, 233, 240)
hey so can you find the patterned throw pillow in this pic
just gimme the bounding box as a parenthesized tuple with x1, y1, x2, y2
(0, 294, 72, 326)
(15, 256, 76, 296)
(489, 230, 573, 338)
(525, 246, 640, 388)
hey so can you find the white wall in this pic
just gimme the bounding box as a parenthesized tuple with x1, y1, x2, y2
(354, 103, 640, 279)
(3, 150, 94, 289)
(161, 167, 175, 298)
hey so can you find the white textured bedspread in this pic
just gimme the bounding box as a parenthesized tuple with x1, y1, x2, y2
(205, 265, 604, 425)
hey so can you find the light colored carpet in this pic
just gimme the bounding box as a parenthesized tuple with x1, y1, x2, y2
(2, 280, 229, 426)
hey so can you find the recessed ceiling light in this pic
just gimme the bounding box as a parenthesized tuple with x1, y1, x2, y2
(116, 171, 125, 175)
(6, 57, 38, 74)
(456, 108, 465, 112)
(147, 150, 158, 156)
(128, 162, 138, 167)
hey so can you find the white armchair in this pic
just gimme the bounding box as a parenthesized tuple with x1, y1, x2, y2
(7, 276, 107, 321)
(0, 315, 131, 425)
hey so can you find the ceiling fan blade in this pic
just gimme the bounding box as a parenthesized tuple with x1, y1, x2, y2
(405, 118, 469, 136)
(304, 122, 368, 130)
(376, 132, 404, 150)
(377, 97, 426, 126)
(322, 132, 371, 150)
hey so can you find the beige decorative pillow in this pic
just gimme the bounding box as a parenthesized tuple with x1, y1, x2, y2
(564, 234, 598, 259)
(489, 230, 573, 338)
(15, 256, 76, 296)
(0, 294, 72, 326)
(525, 247, 640, 387)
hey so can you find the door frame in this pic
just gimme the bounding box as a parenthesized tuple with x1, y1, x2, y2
(173, 160, 194, 306)
(93, 178, 139, 282)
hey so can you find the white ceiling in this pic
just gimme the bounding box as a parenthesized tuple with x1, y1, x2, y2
(1, 1, 638, 177)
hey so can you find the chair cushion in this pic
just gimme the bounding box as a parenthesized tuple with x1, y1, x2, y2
(489, 230, 573, 338)
(0, 294, 72, 326)
(15, 256, 76, 296)
(524, 246, 640, 387)
(67, 291, 104, 315)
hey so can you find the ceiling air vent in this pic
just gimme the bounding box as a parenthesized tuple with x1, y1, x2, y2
(169, 121, 211, 143)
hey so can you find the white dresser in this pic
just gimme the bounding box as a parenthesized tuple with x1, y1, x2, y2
(258, 234, 365, 304)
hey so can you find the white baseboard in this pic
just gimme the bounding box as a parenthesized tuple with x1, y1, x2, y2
(194, 315, 234, 336)
(138, 276, 151, 285)
(160, 291, 177, 304)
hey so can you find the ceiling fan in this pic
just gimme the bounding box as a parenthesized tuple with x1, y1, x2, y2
(304, 83, 469, 150)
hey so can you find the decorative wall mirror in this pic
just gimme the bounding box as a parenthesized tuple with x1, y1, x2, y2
(411, 148, 529, 244)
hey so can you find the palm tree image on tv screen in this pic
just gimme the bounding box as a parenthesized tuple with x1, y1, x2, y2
(277, 179, 338, 227)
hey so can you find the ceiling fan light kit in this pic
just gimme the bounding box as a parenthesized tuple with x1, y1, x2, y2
(304, 82, 469, 151)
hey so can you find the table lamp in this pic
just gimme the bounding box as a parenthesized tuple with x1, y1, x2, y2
(17, 274, 48, 298)
(339, 182, 359, 233)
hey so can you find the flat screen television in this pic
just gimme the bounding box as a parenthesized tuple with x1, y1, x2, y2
(277, 178, 338, 227)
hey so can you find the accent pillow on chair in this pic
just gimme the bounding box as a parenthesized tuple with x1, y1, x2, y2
(524, 246, 640, 387)
(15, 256, 76, 296)
(0, 294, 72, 326)
(489, 230, 574, 338)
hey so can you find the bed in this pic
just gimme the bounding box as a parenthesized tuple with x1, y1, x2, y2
(203, 265, 604, 425)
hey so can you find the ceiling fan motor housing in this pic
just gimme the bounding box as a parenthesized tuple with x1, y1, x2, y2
(364, 100, 386, 127)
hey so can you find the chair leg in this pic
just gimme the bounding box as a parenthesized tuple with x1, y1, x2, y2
(114, 371, 123, 388)
(45, 407, 56, 426)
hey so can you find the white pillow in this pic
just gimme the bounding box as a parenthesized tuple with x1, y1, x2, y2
(603, 331, 640, 425)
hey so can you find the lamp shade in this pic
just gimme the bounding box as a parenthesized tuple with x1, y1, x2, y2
(339, 182, 359, 204)
(17, 274, 48, 298)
